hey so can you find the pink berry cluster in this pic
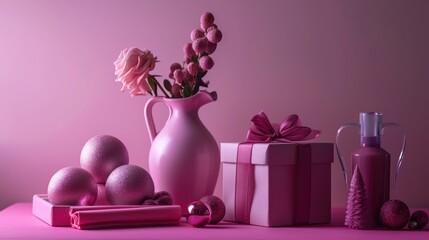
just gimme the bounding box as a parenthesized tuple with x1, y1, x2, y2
(165, 12, 223, 98)
(115, 12, 222, 98)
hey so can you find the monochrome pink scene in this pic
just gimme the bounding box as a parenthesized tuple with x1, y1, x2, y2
(0, 0, 429, 238)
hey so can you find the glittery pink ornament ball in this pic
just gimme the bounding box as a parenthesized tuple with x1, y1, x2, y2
(47, 167, 97, 206)
(380, 200, 410, 229)
(80, 135, 129, 183)
(200, 195, 226, 224)
(408, 210, 428, 229)
(105, 165, 154, 205)
(94, 184, 109, 205)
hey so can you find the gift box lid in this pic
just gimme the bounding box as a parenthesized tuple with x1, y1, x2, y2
(221, 142, 333, 166)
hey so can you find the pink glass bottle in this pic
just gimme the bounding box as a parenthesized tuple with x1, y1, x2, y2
(336, 112, 406, 228)
(352, 113, 390, 227)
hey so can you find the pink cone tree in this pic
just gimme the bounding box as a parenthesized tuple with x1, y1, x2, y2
(345, 166, 370, 229)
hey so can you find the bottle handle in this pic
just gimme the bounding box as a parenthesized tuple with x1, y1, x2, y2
(144, 97, 169, 142)
(382, 122, 406, 185)
(335, 123, 360, 189)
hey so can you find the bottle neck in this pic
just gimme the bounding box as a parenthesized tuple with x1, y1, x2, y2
(361, 136, 381, 147)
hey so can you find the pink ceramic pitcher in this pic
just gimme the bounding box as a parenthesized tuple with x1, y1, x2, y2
(144, 90, 220, 214)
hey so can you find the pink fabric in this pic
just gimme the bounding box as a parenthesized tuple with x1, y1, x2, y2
(234, 143, 255, 224)
(246, 112, 321, 142)
(69, 205, 181, 230)
(6, 203, 429, 239)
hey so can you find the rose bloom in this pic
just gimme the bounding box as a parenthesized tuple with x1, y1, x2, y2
(114, 48, 157, 96)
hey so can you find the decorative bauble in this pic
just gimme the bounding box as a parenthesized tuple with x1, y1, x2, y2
(200, 195, 225, 224)
(142, 199, 158, 206)
(47, 167, 97, 205)
(186, 201, 211, 227)
(80, 135, 129, 183)
(153, 191, 173, 205)
(94, 184, 109, 205)
(408, 210, 429, 229)
(105, 165, 154, 205)
(380, 200, 410, 229)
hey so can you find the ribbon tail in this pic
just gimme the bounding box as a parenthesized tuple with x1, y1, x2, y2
(280, 127, 321, 142)
(300, 130, 321, 141)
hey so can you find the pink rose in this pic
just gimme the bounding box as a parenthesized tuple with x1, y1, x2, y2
(114, 48, 157, 96)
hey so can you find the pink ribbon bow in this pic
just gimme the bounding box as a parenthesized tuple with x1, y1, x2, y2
(245, 112, 321, 142)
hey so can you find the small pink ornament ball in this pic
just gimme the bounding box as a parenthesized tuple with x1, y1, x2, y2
(47, 167, 97, 205)
(94, 184, 109, 205)
(380, 200, 410, 229)
(105, 165, 154, 205)
(187, 201, 211, 227)
(200, 195, 226, 224)
(408, 210, 429, 229)
(153, 191, 173, 205)
(142, 199, 158, 206)
(80, 135, 129, 183)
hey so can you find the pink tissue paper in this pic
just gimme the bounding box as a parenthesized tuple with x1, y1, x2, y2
(69, 205, 182, 230)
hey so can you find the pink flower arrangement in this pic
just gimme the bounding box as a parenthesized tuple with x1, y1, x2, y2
(114, 12, 223, 98)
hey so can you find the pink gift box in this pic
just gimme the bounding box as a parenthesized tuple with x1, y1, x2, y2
(32, 194, 182, 228)
(32, 194, 144, 227)
(32, 194, 72, 227)
(221, 142, 333, 227)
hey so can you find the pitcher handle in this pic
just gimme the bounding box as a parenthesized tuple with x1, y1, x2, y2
(335, 123, 360, 188)
(382, 122, 406, 186)
(144, 97, 167, 142)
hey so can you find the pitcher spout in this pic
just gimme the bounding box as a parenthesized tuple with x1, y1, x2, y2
(196, 90, 217, 105)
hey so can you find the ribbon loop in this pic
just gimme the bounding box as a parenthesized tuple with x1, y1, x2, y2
(246, 112, 321, 143)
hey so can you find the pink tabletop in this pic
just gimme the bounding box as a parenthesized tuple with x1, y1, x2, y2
(0, 203, 427, 240)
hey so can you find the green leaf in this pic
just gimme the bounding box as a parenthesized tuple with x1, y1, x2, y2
(147, 77, 158, 96)
(163, 79, 172, 92)
(183, 84, 191, 98)
(192, 79, 201, 95)
(191, 55, 199, 63)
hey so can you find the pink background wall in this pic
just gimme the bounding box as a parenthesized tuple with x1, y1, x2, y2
(1, 0, 428, 210)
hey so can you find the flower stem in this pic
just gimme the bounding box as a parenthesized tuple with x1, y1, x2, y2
(152, 76, 170, 98)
